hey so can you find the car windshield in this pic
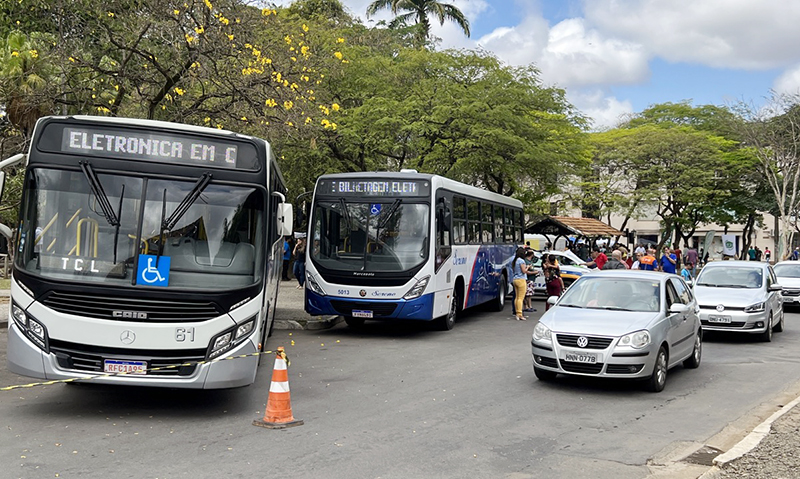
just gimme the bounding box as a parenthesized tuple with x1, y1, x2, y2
(558, 277, 661, 312)
(774, 264, 800, 278)
(16, 168, 264, 290)
(695, 267, 763, 288)
(310, 199, 429, 272)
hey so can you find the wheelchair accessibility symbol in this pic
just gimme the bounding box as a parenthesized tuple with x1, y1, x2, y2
(370, 203, 382, 216)
(138, 254, 170, 287)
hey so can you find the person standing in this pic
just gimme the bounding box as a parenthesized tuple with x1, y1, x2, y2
(680, 262, 693, 283)
(523, 250, 538, 313)
(685, 246, 699, 277)
(282, 236, 292, 280)
(583, 248, 608, 269)
(765, 247, 771, 263)
(660, 247, 677, 274)
(292, 238, 306, 289)
(755, 246, 762, 262)
(602, 250, 628, 269)
(673, 245, 682, 269)
(639, 248, 658, 271)
(748, 246, 756, 261)
(512, 247, 531, 320)
(543, 254, 564, 311)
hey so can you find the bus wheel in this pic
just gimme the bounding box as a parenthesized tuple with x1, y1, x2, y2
(344, 316, 365, 328)
(438, 289, 459, 331)
(492, 276, 507, 311)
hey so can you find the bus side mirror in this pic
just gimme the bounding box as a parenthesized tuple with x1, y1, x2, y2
(0, 171, 5, 203)
(277, 203, 294, 237)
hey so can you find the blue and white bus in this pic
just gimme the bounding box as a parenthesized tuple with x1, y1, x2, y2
(2, 115, 293, 388)
(304, 171, 524, 330)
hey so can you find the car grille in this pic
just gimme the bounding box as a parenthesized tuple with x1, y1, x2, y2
(606, 364, 644, 374)
(559, 360, 604, 374)
(556, 334, 613, 350)
(701, 320, 747, 328)
(50, 340, 204, 377)
(329, 300, 397, 317)
(783, 289, 800, 297)
(41, 291, 221, 322)
(534, 355, 558, 368)
(699, 305, 745, 311)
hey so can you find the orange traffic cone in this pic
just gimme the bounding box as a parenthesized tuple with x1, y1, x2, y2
(253, 346, 304, 429)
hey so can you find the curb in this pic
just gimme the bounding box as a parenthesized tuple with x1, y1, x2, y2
(697, 393, 800, 478)
(273, 315, 342, 330)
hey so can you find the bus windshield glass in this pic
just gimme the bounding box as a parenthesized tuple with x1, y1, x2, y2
(16, 168, 264, 289)
(311, 199, 429, 273)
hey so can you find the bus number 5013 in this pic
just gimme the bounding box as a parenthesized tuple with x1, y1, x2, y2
(175, 327, 196, 342)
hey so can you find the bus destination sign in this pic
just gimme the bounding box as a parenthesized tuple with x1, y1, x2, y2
(59, 127, 242, 169)
(319, 179, 429, 197)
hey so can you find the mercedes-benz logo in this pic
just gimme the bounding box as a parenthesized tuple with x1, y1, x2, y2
(577, 336, 588, 348)
(716, 304, 725, 312)
(120, 330, 136, 345)
(359, 290, 367, 297)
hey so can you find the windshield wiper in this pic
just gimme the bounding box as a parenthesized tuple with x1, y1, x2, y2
(338, 198, 352, 231)
(377, 199, 402, 229)
(559, 304, 584, 309)
(695, 283, 718, 287)
(162, 172, 212, 232)
(80, 161, 124, 264)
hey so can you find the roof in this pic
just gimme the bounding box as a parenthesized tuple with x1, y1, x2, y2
(526, 216, 624, 237)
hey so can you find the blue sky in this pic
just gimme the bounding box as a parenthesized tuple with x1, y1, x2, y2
(327, 0, 800, 129)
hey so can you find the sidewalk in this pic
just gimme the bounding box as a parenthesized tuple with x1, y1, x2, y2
(0, 283, 339, 331)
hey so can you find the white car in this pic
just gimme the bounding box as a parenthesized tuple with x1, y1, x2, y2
(532, 250, 593, 294)
(773, 261, 800, 306)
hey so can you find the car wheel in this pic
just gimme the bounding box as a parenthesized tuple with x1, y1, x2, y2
(437, 288, 459, 331)
(492, 276, 507, 312)
(645, 346, 668, 392)
(534, 365, 558, 381)
(344, 316, 365, 328)
(760, 313, 773, 342)
(774, 310, 785, 333)
(683, 331, 702, 369)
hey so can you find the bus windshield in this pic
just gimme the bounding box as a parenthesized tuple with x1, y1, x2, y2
(16, 168, 264, 290)
(311, 199, 429, 273)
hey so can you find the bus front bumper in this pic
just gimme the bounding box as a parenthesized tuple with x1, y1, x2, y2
(305, 290, 434, 320)
(6, 323, 259, 389)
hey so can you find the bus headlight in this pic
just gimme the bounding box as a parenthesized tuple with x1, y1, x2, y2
(208, 331, 233, 359)
(403, 276, 430, 300)
(11, 303, 49, 352)
(11, 302, 26, 328)
(235, 318, 255, 339)
(207, 316, 258, 359)
(306, 272, 326, 295)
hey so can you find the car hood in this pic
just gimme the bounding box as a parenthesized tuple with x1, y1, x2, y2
(693, 286, 766, 307)
(542, 306, 661, 337)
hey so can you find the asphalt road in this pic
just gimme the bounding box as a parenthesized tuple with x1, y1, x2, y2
(3, 301, 800, 479)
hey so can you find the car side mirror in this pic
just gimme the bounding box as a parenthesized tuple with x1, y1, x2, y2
(546, 296, 559, 306)
(769, 284, 783, 292)
(669, 303, 689, 314)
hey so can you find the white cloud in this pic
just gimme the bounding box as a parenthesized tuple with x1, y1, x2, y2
(584, 0, 800, 70)
(567, 89, 634, 130)
(774, 64, 800, 96)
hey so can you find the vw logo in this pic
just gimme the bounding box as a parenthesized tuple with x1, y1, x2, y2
(576, 336, 589, 348)
(120, 330, 136, 345)
(716, 304, 725, 312)
(359, 290, 367, 297)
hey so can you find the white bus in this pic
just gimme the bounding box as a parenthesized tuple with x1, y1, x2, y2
(304, 171, 524, 330)
(2, 115, 293, 388)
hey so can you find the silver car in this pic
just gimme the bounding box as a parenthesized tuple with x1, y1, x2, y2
(773, 261, 800, 307)
(531, 271, 702, 392)
(693, 261, 784, 341)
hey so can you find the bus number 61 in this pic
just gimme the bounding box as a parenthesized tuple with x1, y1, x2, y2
(175, 327, 196, 342)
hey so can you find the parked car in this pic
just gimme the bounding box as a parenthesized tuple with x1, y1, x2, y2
(531, 250, 593, 294)
(531, 271, 702, 392)
(773, 261, 800, 307)
(693, 261, 784, 341)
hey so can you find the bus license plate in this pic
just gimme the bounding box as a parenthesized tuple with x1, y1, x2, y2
(352, 310, 373, 318)
(104, 360, 147, 375)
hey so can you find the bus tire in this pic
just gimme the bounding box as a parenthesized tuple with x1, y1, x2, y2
(492, 275, 507, 311)
(344, 316, 365, 328)
(438, 288, 460, 331)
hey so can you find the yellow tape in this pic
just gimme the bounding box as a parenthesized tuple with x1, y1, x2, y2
(0, 349, 280, 392)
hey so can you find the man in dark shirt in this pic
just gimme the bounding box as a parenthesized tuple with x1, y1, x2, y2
(602, 250, 628, 270)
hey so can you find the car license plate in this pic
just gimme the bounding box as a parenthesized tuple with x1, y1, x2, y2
(563, 351, 598, 364)
(352, 310, 373, 318)
(708, 315, 732, 323)
(104, 360, 147, 375)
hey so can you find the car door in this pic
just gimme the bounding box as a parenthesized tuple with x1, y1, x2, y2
(664, 281, 687, 365)
(670, 278, 698, 360)
(766, 266, 782, 325)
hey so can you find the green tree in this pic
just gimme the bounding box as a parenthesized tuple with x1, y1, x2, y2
(365, 0, 470, 45)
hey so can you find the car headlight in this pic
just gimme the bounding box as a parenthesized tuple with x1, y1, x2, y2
(744, 301, 766, 313)
(306, 272, 326, 295)
(533, 322, 552, 342)
(403, 276, 430, 300)
(619, 330, 651, 349)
